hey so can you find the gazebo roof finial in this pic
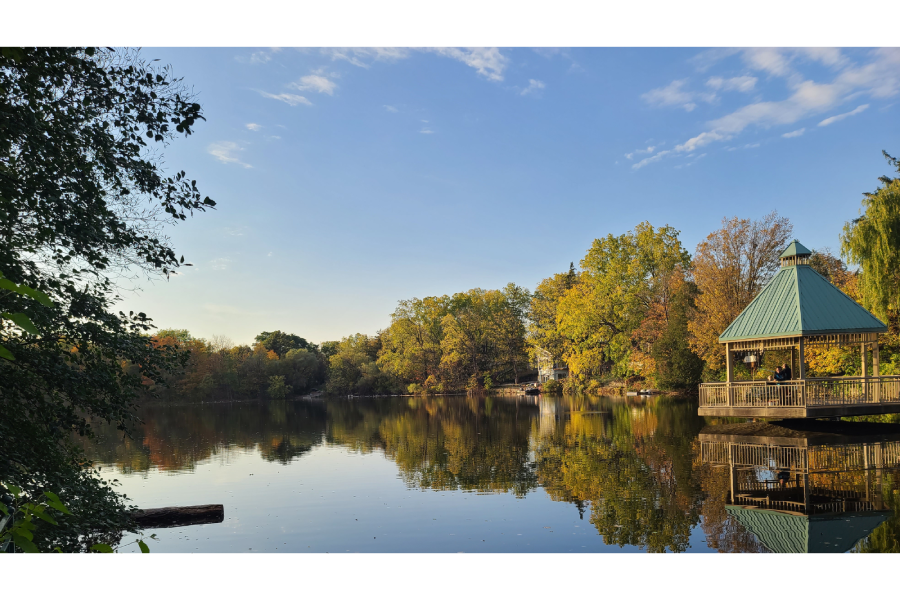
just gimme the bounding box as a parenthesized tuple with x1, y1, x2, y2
(780, 239, 812, 259)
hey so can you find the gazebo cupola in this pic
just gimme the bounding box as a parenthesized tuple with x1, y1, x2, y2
(699, 240, 899, 419)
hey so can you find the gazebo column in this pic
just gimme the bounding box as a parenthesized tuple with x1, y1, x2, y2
(798, 338, 806, 407)
(861, 343, 869, 378)
(874, 342, 881, 402)
(725, 343, 734, 406)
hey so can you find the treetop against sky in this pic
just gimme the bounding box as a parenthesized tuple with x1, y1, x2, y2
(114, 47, 900, 345)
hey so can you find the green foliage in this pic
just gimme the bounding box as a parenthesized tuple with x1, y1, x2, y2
(1, 47, 213, 550)
(255, 330, 314, 358)
(842, 151, 900, 320)
(541, 379, 562, 394)
(146, 333, 326, 401)
(557, 222, 691, 380)
(268, 375, 292, 400)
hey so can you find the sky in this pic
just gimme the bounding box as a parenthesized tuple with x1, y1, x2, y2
(114, 47, 900, 346)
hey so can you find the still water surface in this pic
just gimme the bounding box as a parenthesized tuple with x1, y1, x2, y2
(84, 395, 900, 553)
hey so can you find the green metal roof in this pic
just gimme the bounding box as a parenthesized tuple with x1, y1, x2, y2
(780, 240, 812, 258)
(726, 507, 887, 553)
(719, 264, 887, 343)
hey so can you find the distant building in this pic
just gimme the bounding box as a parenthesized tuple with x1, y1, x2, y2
(535, 347, 568, 382)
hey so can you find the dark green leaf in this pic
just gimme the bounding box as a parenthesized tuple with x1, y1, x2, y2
(90, 543, 114, 553)
(138, 539, 149, 553)
(2, 312, 39, 335)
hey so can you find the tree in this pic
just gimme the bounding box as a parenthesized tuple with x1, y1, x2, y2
(528, 267, 577, 365)
(557, 222, 691, 380)
(1, 48, 213, 551)
(688, 212, 792, 371)
(255, 330, 313, 358)
(841, 151, 900, 321)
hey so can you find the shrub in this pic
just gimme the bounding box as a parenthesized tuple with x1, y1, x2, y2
(542, 379, 562, 394)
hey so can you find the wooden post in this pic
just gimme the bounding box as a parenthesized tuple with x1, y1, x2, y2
(874, 343, 881, 403)
(861, 343, 869, 378)
(802, 473, 811, 513)
(798, 338, 806, 407)
(725, 343, 734, 407)
(873, 343, 880, 376)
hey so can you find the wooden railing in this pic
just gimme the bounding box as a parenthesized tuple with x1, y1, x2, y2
(699, 376, 900, 408)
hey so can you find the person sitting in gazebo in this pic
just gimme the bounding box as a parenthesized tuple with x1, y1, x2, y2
(767, 367, 785, 384)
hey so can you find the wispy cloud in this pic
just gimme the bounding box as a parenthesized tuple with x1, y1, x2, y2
(818, 104, 869, 127)
(245, 123, 262, 131)
(633, 49, 900, 170)
(384, 105, 399, 113)
(706, 75, 757, 93)
(642, 79, 715, 112)
(209, 258, 233, 271)
(207, 142, 252, 169)
(521, 79, 546, 96)
(237, 50, 273, 65)
(291, 73, 338, 95)
(782, 128, 805, 138)
(625, 146, 657, 160)
(321, 47, 512, 86)
(258, 91, 312, 107)
(419, 128, 434, 134)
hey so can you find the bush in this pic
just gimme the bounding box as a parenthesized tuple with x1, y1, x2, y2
(542, 379, 562, 394)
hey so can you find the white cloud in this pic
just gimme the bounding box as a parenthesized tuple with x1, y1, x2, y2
(419, 128, 434, 134)
(207, 142, 252, 169)
(632, 150, 671, 170)
(625, 146, 656, 160)
(319, 46, 509, 81)
(633, 49, 900, 171)
(209, 258, 233, 271)
(237, 50, 273, 65)
(259, 91, 312, 107)
(245, 123, 262, 131)
(642, 79, 716, 111)
(521, 79, 546, 96)
(384, 105, 399, 113)
(431, 48, 509, 82)
(267, 252, 273, 257)
(782, 128, 805, 138)
(706, 75, 757, 93)
(818, 104, 869, 127)
(291, 74, 338, 95)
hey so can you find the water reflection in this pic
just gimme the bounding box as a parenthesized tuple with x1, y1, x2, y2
(698, 421, 900, 553)
(82, 395, 900, 553)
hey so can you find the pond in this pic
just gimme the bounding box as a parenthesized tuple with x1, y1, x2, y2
(83, 394, 900, 553)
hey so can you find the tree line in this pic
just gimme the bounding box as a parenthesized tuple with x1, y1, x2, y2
(153, 172, 900, 398)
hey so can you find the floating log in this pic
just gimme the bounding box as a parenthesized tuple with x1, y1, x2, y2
(132, 504, 224, 529)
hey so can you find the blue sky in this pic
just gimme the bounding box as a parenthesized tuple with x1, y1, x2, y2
(117, 47, 900, 346)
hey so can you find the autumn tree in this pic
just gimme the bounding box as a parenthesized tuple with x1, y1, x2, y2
(255, 330, 314, 358)
(377, 296, 451, 386)
(688, 212, 793, 371)
(527, 264, 577, 364)
(557, 222, 691, 380)
(841, 151, 900, 321)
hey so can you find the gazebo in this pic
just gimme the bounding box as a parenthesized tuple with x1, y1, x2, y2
(698, 240, 900, 419)
(698, 421, 899, 552)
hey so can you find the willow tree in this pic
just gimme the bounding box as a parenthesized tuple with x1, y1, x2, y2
(0, 48, 213, 551)
(841, 151, 900, 321)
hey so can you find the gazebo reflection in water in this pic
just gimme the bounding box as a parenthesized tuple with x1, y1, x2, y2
(699, 421, 900, 553)
(699, 240, 900, 419)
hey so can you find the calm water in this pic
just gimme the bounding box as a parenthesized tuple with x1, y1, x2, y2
(83, 395, 900, 553)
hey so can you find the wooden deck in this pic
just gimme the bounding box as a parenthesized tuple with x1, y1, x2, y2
(698, 376, 900, 418)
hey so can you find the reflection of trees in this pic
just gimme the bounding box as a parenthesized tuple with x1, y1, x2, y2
(83, 401, 327, 472)
(534, 397, 706, 552)
(327, 397, 539, 496)
(693, 460, 769, 553)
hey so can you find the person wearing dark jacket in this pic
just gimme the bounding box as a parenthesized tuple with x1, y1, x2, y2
(781, 363, 792, 380)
